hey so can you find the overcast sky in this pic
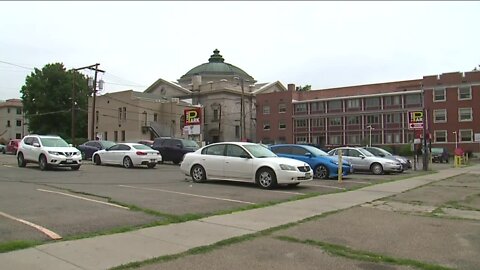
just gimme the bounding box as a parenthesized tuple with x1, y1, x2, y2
(1, 1, 479, 99)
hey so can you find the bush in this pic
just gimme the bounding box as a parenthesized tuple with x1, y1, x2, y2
(398, 144, 414, 156)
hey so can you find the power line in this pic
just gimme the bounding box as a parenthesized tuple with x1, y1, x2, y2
(0, 60, 34, 71)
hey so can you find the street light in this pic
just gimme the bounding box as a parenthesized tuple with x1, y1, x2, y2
(453, 131, 458, 148)
(366, 125, 374, 147)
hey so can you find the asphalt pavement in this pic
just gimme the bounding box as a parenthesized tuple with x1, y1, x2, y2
(1, 161, 479, 270)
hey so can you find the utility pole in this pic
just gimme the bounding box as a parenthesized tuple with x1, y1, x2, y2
(421, 85, 429, 171)
(240, 78, 245, 141)
(72, 64, 105, 143)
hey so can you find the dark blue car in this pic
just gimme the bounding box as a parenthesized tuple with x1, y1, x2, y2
(269, 144, 352, 179)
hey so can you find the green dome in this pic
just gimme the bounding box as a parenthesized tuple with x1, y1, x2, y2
(180, 49, 254, 81)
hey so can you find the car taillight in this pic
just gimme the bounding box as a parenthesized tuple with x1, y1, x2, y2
(136, 151, 147, 155)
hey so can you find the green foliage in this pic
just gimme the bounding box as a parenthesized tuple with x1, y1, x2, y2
(398, 144, 414, 156)
(20, 63, 90, 139)
(296, 85, 311, 91)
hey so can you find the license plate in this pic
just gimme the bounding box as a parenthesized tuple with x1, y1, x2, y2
(66, 159, 73, 163)
(150, 159, 156, 162)
(305, 172, 311, 178)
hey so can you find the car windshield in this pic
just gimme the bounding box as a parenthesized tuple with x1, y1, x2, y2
(40, 137, 69, 147)
(100, 141, 116, 148)
(357, 148, 375, 157)
(244, 144, 277, 158)
(302, 145, 329, 156)
(368, 147, 392, 156)
(132, 144, 152, 150)
(431, 148, 443, 154)
(182, 139, 199, 148)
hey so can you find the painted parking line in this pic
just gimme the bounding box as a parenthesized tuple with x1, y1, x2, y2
(118, 185, 255, 205)
(37, 189, 129, 210)
(269, 190, 306, 195)
(0, 210, 62, 240)
(302, 183, 346, 190)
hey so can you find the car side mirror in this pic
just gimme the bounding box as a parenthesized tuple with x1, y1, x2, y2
(359, 154, 365, 159)
(305, 152, 312, 158)
(176, 143, 182, 148)
(240, 154, 250, 159)
(33, 142, 40, 147)
(379, 153, 385, 157)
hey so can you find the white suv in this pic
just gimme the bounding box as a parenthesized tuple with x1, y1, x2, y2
(17, 135, 82, 170)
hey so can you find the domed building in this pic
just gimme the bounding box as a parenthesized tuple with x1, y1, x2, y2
(144, 49, 286, 143)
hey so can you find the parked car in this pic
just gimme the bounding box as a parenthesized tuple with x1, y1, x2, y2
(431, 147, 449, 163)
(5, 139, 21, 155)
(180, 142, 313, 189)
(0, 143, 5, 154)
(269, 144, 352, 179)
(77, 140, 116, 160)
(328, 146, 402, 175)
(363, 146, 411, 171)
(92, 143, 162, 168)
(152, 137, 200, 164)
(137, 140, 154, 148)
(17, 135, 82, 171)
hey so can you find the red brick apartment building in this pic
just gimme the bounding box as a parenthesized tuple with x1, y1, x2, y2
(256, 70, 480, 154)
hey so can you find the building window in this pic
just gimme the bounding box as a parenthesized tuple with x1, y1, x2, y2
(311, 101, 324, 112)
(329, 117, 341, 126)
(154, 113, 158, 122)
(103, 131, 108, 140)
(371, 134, 381, 144)
(295, 103, 307, 113)
(278, 103, 286, 113)
(16, 108, 22, 114)
(433, 109, 447, 123)
(16, 120, 21, 127)
(458, 86, 471, 100)
(434, 130, 447, 143)
(279, 121, 286, 130)
(16, 133, 21, 139)
(295, 136, 307, 144)
(329, 135, 341, 145)
(405, 94, 422, 105)
(95, 110, 99, 124)
(213, 109, 219, 121)
(347, 116, 360, 125)
(295, 119, 307, 128)
(7, 120, 10, 127)
(328, 100, 342, 111)
(121, 130, 126, 142)
(122, 107, 126, 121)
(384, 95, 400, 106)
(118, 108, 122, 122)
(348, 134, 361, 144)
(459, 129, 473, 142)
(263, 121, 270, 130)
(433, 88, 446, 102)
(385, 113, 401, 123)
(234, 125, 239, 138)
(114, 131, 118, 142)
(385, 134, 393, 143)
(263, 105, 270, 115)
(7, 108, 10, 113)
(459, 108, 472, 122)
(347, 99, 360, 109)
(365, 97, 380, 108)
(366, 115, 379, 124)
(394, 133, 401, 143)
(311, 118, 324, 127)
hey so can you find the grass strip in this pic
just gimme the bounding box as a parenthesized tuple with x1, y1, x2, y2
(0, 240, 41, 253)
(276, 236, 454, 270)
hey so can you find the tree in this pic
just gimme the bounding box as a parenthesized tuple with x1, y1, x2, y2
(296, 85, 311, 91)
(20, 63, 90, 140)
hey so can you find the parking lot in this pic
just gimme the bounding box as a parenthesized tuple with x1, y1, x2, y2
(0, 153, 453, 247)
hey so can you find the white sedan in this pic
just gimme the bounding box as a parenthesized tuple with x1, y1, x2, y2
(92, 143, 162, 168)
(180, 142, 313, 189)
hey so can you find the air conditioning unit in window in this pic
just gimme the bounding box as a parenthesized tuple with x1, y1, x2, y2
(171, 98, 180, 103)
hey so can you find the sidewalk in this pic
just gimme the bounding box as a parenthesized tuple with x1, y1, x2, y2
(1, 165, 479, 270)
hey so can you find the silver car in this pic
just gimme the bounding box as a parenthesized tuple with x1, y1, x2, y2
(328, 146, 403, 175)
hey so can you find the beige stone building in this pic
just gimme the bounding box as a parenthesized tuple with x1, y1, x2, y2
(89, 49, 286, 143)
(0, 99, 28, 144)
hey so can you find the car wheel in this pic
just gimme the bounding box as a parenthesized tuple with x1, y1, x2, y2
(173, 159, 181, 165)
(123, 156, 134, 168)
(256, 168, 277, 189)
(147, 163, 156, 169)
(371, 163, 383, 175)
(191, 164, 206, 183)
(314, 165, 329, 179)
(17, 152, 26, 167)
(71, 165, 80, 171)
(39, 155, 49, 171)
(93, 155, 101, 165)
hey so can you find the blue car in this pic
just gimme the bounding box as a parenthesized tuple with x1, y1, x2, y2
(269, 144, 352, 179)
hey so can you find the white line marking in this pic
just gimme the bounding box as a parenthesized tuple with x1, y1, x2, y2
(37, 189, 129, 210)
(0, 211, 62, 240)
(3, 165, 14, 168)
(302, 183, 346, 190)
(269, 190, 306, 195)
(118, 185, 255, 205)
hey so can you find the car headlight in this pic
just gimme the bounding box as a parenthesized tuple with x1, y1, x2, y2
(279, 164, 296, 171)
(386, 161, 397, 165)
(48, 151, 60, 155)
(75, 152, 81, 156)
